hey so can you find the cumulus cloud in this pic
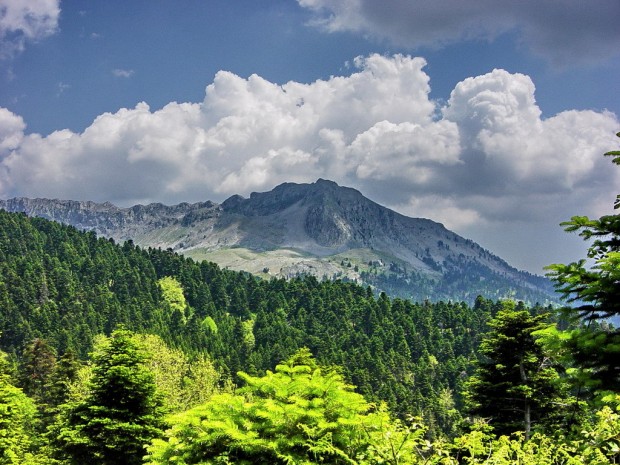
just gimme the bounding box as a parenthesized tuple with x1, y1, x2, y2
(297, 0, 620, 66)
(0, 0, 60, 58)
(0, 53, 618, 270)
(442, 70, 618, 197)
(0, 107, 25, 155)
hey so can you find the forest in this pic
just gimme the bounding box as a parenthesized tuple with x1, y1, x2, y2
(0, 137, 619, 464)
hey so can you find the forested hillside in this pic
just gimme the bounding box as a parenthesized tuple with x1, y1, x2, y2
(0, 210, 501, 427)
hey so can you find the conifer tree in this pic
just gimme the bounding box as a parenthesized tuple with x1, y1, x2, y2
(146, 348, 426, 464)
(464, 301, 565, 439)
(54, 327, 166, 465)
(45, 350, 81, 411)
(18, 338, 56, 404)
(546, 132, 620, 392)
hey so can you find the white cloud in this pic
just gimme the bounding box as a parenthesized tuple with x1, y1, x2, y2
(0, 107, 25, 156)
(347, 119, 460, 184)
(442, 69, 618, 201)
(0, 0, 60, 58)
(297, 0, 620, 66)
(56, 81, 70, 96)
(112, 68, 134, 78)
(0, 54, 618, 271)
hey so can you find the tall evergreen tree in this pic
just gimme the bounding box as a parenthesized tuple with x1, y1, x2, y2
(464, 301, 565, 439)
(54, 327, 166, 465)
(18, 338, 56, 405)
(45, 349, 81, 411)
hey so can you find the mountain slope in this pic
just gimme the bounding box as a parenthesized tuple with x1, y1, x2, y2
(0, 179, 555, 303)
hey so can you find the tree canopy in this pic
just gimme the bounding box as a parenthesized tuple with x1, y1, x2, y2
(146, 348, 433, 465)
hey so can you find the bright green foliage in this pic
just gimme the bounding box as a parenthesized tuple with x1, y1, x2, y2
(450, 430, 594, 464)
(145, 348, 430, 465)
(157, 276, 187, 312)
(0, 381, 38, 464)
(158, 276, 188, 322)
(182, 354, 227, 409)
(54, 327, 167, 465)
(202, 315, 218, 333)
(240, 318, 255, 350)
(136, 333, 222, 412)
(546, 132, 620, 392)
(448, 397, 620, 464)
(0, 351, 40, 464)
(464, 301, 566, 438)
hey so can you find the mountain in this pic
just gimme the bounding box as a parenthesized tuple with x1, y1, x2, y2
(0, 179, 556, 303)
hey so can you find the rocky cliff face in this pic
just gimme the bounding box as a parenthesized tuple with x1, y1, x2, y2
(0, 197, 221, 245)
(0, 180, 556, 303)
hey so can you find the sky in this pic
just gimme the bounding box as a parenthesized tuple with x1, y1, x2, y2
(0, 0, 619, 275)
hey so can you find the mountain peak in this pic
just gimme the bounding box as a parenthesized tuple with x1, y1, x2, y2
(0, 181, 556, 304)
(314, 178, 338, 187)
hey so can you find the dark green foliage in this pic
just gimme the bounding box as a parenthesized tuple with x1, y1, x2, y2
(44, 350, 81, 410)
(0, 212, 164, 357)
(464, 302, 569, 439)
(54, 327, 166, 465)
(18, 338, 56, 404)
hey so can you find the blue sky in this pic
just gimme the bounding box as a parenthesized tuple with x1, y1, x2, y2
(0, 0, 619, 274)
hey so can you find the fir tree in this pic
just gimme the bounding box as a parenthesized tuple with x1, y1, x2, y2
(464, 301, 565, 439)
(54, 327, 166, 465)
(546, 132, 620, 392)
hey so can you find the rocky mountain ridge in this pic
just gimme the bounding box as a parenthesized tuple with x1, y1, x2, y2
(0, 179, 556, 303)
